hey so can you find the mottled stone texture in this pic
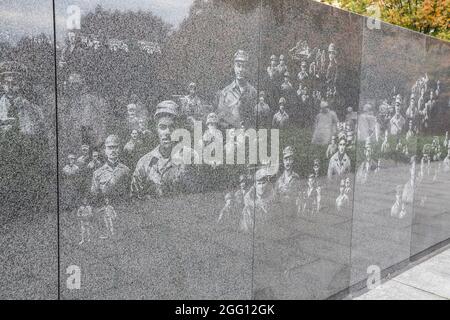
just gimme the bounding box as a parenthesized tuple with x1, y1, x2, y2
(0, 0, 449, 300)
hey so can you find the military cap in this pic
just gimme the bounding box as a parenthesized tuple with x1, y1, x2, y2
(270, 54, 277, 61)
(68, 154, 76, 159)
(337, 132, 347, 142)
(0, 61, 27, 77)
(154, 100, 179, 119)
(81, 144, 89, 150)
(307, 173, 315, 180)
(328, 43, 336, 52)
(279, 54, 285, 60)
(283, 146, 294, 159)
(127, 103, 137, 111)
(320, 100, 329, 109)
(395, 94, 402, 104)
(362, 103, 373, 113)
(234, 50, 249, 62)
(279, 97, 286, 104)
(255, 167, 270, 181)
(105, 134, 120, 147)
(313, 159, 320, 166)
(206, 112, 219, 124)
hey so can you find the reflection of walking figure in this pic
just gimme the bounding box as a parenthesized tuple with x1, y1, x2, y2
(391, 185, 406, 219)
(77, 197, 93, 245)
(297, 174, 320, 216)
(98, 197, 117, 239)
(336, 179, 349, 213)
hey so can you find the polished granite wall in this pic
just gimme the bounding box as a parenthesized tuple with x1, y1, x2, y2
(0, 0, 449, 299)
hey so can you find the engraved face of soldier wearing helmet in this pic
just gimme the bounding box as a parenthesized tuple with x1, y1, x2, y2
(234, 57, 248, 82)
(256, 174, 270, 198)
(105, 138, 119, 163)
(2, 74, 20, 98)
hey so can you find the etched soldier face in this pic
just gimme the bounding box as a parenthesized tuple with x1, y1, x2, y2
(92, 151, 99, 160)
(105, 143, 119, 163)
(395, 104, 401, 114)
(189, 84, 196, 95)
(259, 96, 265, 103)
(81, 145, 89, 155)
(131, 129, 139, 140)
(307, 176, 314, 188)
(345, 178, 351, 189)
(339, 180, 345, 193)
(365, 146, 372, 160)
(255, 178, 269, 197)
(157, 116, 175, 149)
(338, 140, 346, 155)
(127, 105, 137, 118)
(283, 156, 293, 171)
(234, 61, 248, 80)
(2, 75, 20, 96)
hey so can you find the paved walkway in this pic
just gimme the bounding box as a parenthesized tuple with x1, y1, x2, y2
(353, 246, 450, 300)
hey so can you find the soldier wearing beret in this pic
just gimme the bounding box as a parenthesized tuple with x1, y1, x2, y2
(131, 100, 198, 199)
(217, 50, 257, 128)
(91, 135, 131, 203)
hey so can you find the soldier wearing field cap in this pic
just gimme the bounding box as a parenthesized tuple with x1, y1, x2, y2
(91, 134, 131, 203)
(131, 100, 198, 199)
(267, 55, 278, 80)
(275, 146, 300, 214)
(240, 166, 275, 232)
(217, 50, 257, 129)
(272, 97, 289, 129)
(327, 137, 351, 180)
(254, 91, 271, 128)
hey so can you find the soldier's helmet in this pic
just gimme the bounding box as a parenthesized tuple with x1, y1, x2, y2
(362, 103, 373, 113)
(234, 50, 249, 63)
(104, 134, 120, 147)
(395, 94, 402, 104)
(206, 112, 219, 125)
(270, 54, 277, 61)
(154, 100, 179, 120)
(68, 154, 76, 160)
(284, 71, 290, 78)
(255, 167, 270, 182)
(0, 61, 27, 79)
(279, 97, 286, 105)
(328, 43, 336, 53)
(320, 100, 329, 109)
(283, 146, 294, 159)
(279, 54, 285, 61)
